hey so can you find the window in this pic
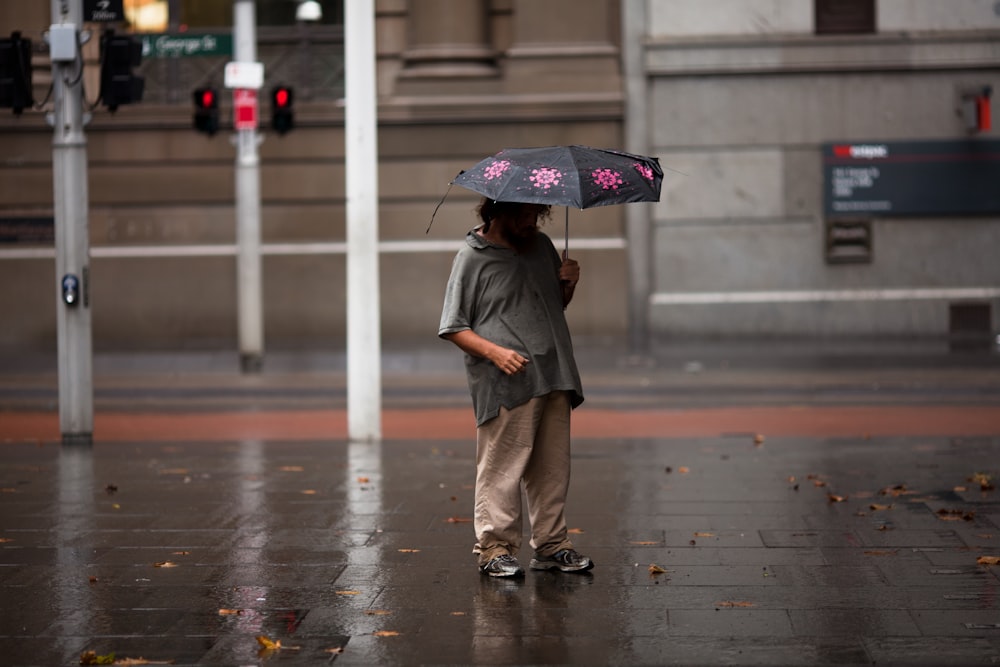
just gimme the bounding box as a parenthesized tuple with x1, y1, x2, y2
(815, 0, 876, 35)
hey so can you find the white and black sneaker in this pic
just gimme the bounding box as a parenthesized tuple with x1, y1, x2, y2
(529, 548, 594, 572)
(480, 554, 525, 578)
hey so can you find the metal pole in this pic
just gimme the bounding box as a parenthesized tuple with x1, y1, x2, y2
(233, 0, 263, 372)
(622, 0, 652, 353)
(51, 0, 93, 444)
(345, 0, 382, 441)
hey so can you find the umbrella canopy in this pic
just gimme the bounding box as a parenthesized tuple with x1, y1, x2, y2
(451, 145, 663, 209)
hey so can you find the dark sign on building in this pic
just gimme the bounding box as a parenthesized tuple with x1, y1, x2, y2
(84, 0, 125, 23)
(822, 139, 1000, 218)
(0, 216, 54, 244)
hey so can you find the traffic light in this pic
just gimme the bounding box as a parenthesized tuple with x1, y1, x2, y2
(193, 87, 219, 136)
(99, 29, 144, 111)
(271, 85, 294, 135)
(0, 31, 33, 115)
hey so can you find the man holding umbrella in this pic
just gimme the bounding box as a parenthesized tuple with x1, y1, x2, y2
(439, 198, 594, 578)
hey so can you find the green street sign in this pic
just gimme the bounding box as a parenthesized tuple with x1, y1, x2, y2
(141, 33, 232, 58)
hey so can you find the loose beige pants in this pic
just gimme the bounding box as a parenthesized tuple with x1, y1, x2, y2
(473, 391, 575, 565)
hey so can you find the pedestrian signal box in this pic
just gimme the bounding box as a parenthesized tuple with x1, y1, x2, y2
(99, 30, 144, 111)
(271, 85, 294, 135)
(0, 32, 34, 115)
(193, 87, 219, 136)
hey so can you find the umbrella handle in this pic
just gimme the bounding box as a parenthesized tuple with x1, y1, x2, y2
(564, 207, 569, 259)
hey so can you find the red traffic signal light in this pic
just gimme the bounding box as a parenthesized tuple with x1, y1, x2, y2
(198, 88, 215, 108)
(193, 86, 219, 136)
(274, 87, 291, 108)
(271, 85, 294, 135)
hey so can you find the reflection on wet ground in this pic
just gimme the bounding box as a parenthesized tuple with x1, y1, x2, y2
(2, 431, 998, 665)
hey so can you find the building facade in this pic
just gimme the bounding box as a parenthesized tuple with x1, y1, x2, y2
(631, 0, 1000, 340)
(0, 0, 627, 351)
(1, 0, 997, 354)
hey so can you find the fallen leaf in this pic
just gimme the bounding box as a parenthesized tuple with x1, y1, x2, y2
(2, 488, 19, 493)
(977, 556, 1000, 566)
(373, 631, 400, 637)
(357, 476, 370, 484)
(255, 635, 281, 650)
(936, 508, 976, 522)
(325, 647, 344, 655)
(753, 434, 765, 446)
(79, 653, 173, 666)
(152, 561, 178, 568)
(715, 601, 754, 608)
(693, 532, 715, 537)
(450, 611, 466, 616)
(869, 503, 893, 511)
(171, 551, 190, 556)
(969, 473, 995, 491)
(218, 609, 243, 616)
(648, 563, 667, 574)
(336, 590, 361, 596)
(89, 576, 99, 583)
(812, 479, 827, 488)
(677, 467, 690, 474)
(568, 528, 585, 534)
(879, 484, 909, 497)
(976, 534, 994, 540)
(876, 525, 893, 531)
(279, 466, 304, 472)
(954, 485, 968, 492)
(786, 476, 796, 483)
(0, 538, 13, 544)
(827, 494, 847, 503)
(300, 489, 317, 495)
(397, 549, 421, 553)
(445, 517, 473, 523)
(364, 609, 392, 616)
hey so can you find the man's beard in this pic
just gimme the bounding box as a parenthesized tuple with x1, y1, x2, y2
(505, 223, 538, 251)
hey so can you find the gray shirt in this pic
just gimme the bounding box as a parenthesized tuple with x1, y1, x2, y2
(439, 227, 584, 426)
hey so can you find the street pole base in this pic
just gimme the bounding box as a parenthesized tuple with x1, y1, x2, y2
(62, 432, 93, 446)
(240, 353, 263, 374)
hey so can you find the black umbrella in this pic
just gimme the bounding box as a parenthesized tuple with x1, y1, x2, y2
(429, 145, 663, 253)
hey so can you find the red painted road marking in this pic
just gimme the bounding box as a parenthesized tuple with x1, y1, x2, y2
(1, 406, 998, 442)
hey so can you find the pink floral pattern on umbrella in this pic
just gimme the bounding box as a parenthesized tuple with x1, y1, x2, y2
(484, 159, 510, 181)
(592, 168, 623, 191)
(633, 163, 655, 182)
(530, 167, 562, 190)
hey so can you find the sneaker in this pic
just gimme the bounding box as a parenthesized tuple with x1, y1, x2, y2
(529, 548, 594, 572)
(480, 554, 525, 578)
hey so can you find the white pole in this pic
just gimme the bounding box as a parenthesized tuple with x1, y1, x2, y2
(233, 0, 263, 372)
(51, 0, 93, 444)
(345, 0, 382, 441)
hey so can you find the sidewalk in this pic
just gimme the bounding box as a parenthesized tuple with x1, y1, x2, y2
(1, 338, 999, 665)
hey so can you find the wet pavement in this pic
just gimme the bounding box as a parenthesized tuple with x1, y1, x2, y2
(1, 338, 999, 665)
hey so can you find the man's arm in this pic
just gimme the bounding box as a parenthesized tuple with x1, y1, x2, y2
(442, 329, 530, 376)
